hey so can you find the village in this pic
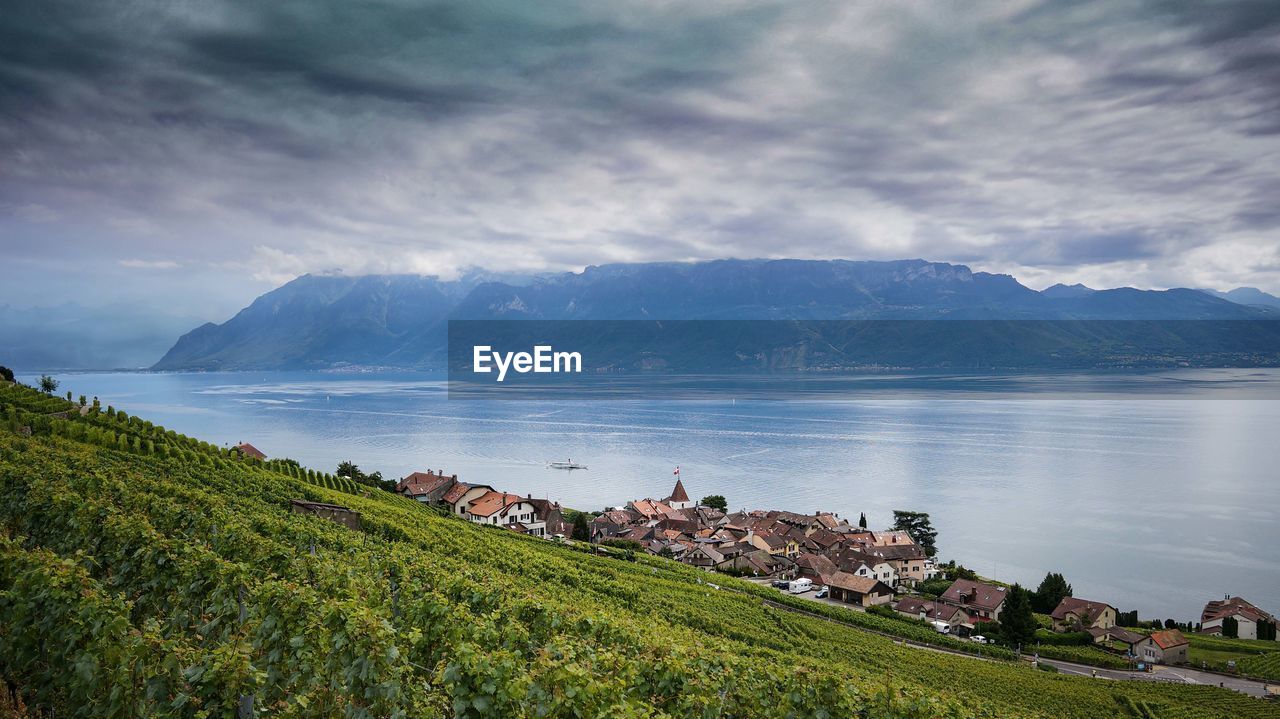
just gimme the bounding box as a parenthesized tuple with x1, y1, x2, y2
(390, 463, 1280, 673)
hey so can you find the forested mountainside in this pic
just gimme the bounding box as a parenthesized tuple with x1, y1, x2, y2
(2, 381, 1278, 718)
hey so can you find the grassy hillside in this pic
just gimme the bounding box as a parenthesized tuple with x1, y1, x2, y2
(1, 383, 1278, 718)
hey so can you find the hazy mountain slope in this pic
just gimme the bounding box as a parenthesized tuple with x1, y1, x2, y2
(153, 259, 1277, 370)
(154, 275, 467, 370)
(1200, 287, 1280, 309)
(0, 302, 201, 370)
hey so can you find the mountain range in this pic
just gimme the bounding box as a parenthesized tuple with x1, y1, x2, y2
(152, 259, 1280, 371)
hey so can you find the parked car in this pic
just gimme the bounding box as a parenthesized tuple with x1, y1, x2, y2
(814, 585, 829, 599)
(930, 620, 951, 634)
(788, 578, 813, 594)
(771, 579, 791, 589)
(970, 635, 989, 644)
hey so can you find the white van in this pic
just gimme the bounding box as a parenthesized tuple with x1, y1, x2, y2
(930, 620, 951, 634)
(788, 578, 813, 594)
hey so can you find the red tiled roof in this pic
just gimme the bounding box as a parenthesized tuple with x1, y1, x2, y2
(794, 553, 838, 575)
(442, 482, 477, 505)
(1149, 629, 1188, 649)
(397, 471, 456, 497)
(466, 490, 526, 518)
(1051, 597, 1115, 624)
(872, 530, 914, 546)
(940, 579, 1007, 612)
(826, 571, 891, 596)
(234, 442, 266, 459)
(894, 597, 966, 622)
(1201, 597, 1275, 624)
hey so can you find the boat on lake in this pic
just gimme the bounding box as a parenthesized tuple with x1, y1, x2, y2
(548, 459, 588, 470)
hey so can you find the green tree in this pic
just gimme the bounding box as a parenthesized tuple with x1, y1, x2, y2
(858, 512, 868, 529)
(1032, 572, 1072, 614)
(0, 365, 14, 382)
(38, 375, 59, 394)
(571, 512, 591, 542)
(1222, 616, 1238, 638)
(699, 495, 727, 511)
(336, 460, 396, 492)
(999, 584, 1037, 649)
(891, 510, 938, 557)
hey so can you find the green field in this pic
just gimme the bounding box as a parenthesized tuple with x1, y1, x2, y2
(2, 382, 1279, 718)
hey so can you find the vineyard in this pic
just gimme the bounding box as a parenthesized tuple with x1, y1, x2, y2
(1239, 652, 1280, 682)
(2, 381, 1278, 718)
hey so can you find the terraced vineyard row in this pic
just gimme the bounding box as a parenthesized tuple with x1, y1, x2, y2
(1, 381, 1277, 718)
(1239, 652, 1280, 682)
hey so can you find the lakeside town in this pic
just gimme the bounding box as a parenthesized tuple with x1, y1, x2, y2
(378, 458, 1280, 681)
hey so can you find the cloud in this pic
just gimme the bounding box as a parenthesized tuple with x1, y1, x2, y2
(1, 0, 1280, 316)
(118, 259, 182, 270)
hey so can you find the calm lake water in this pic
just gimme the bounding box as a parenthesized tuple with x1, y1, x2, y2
(21, 369, 1280, 621)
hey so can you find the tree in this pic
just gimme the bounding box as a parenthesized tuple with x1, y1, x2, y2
(39, 375, 59, 394)
(0, 366, 14, 383)
(571, 513, 591, 542)
(858, 512, 868, 529)
(1222, 616, 1239, 638)
(999, 584, 1037, 648)
(335, 461, 396, 492)
(1032, 572, 1073, 614)
(891, 510, 937, 557)
(699, 495, 727, 512)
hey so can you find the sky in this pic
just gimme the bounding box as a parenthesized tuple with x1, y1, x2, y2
(2, 0, 1279, 321)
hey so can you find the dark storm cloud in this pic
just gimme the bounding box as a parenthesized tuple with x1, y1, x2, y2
(2, 0, 1280, 315)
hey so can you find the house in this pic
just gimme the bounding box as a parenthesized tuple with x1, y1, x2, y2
(233, 442, 267, 460)
(464, 490, 545, 535)
(685, 543, 725, 569)
(893, 597, 969, 631)
(664, 478, 695, 510)
(838, 551, 899, 589)
(1133, 629, 1189, 665)
(794, 552, 838, 582)
(527, 497, 571, 537)
(1088, 626, 1145, 649)
(825, 572, 894, 606)
(1050, 597, 1117, 632)
(1201, 597, 1278, 641)
(862, 543, 929, 586)
(748, 531, 800, 558)
(718, 549, 789, 577)
(627, 498, 684, 521)
(290, 499, 360, 530)
(939, 579, 1007, 622)
(396, 470, 458, 502)
(589, 514, 627, 541)
(442, 481, 496, 517)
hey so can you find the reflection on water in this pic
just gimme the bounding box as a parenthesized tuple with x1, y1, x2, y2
(22, 369, 1280, 621)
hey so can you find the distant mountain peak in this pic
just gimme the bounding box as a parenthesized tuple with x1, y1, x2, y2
(1198, 286, 1280, 310)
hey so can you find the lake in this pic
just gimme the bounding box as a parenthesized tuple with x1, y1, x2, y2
(20, 369, 1280, 622)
